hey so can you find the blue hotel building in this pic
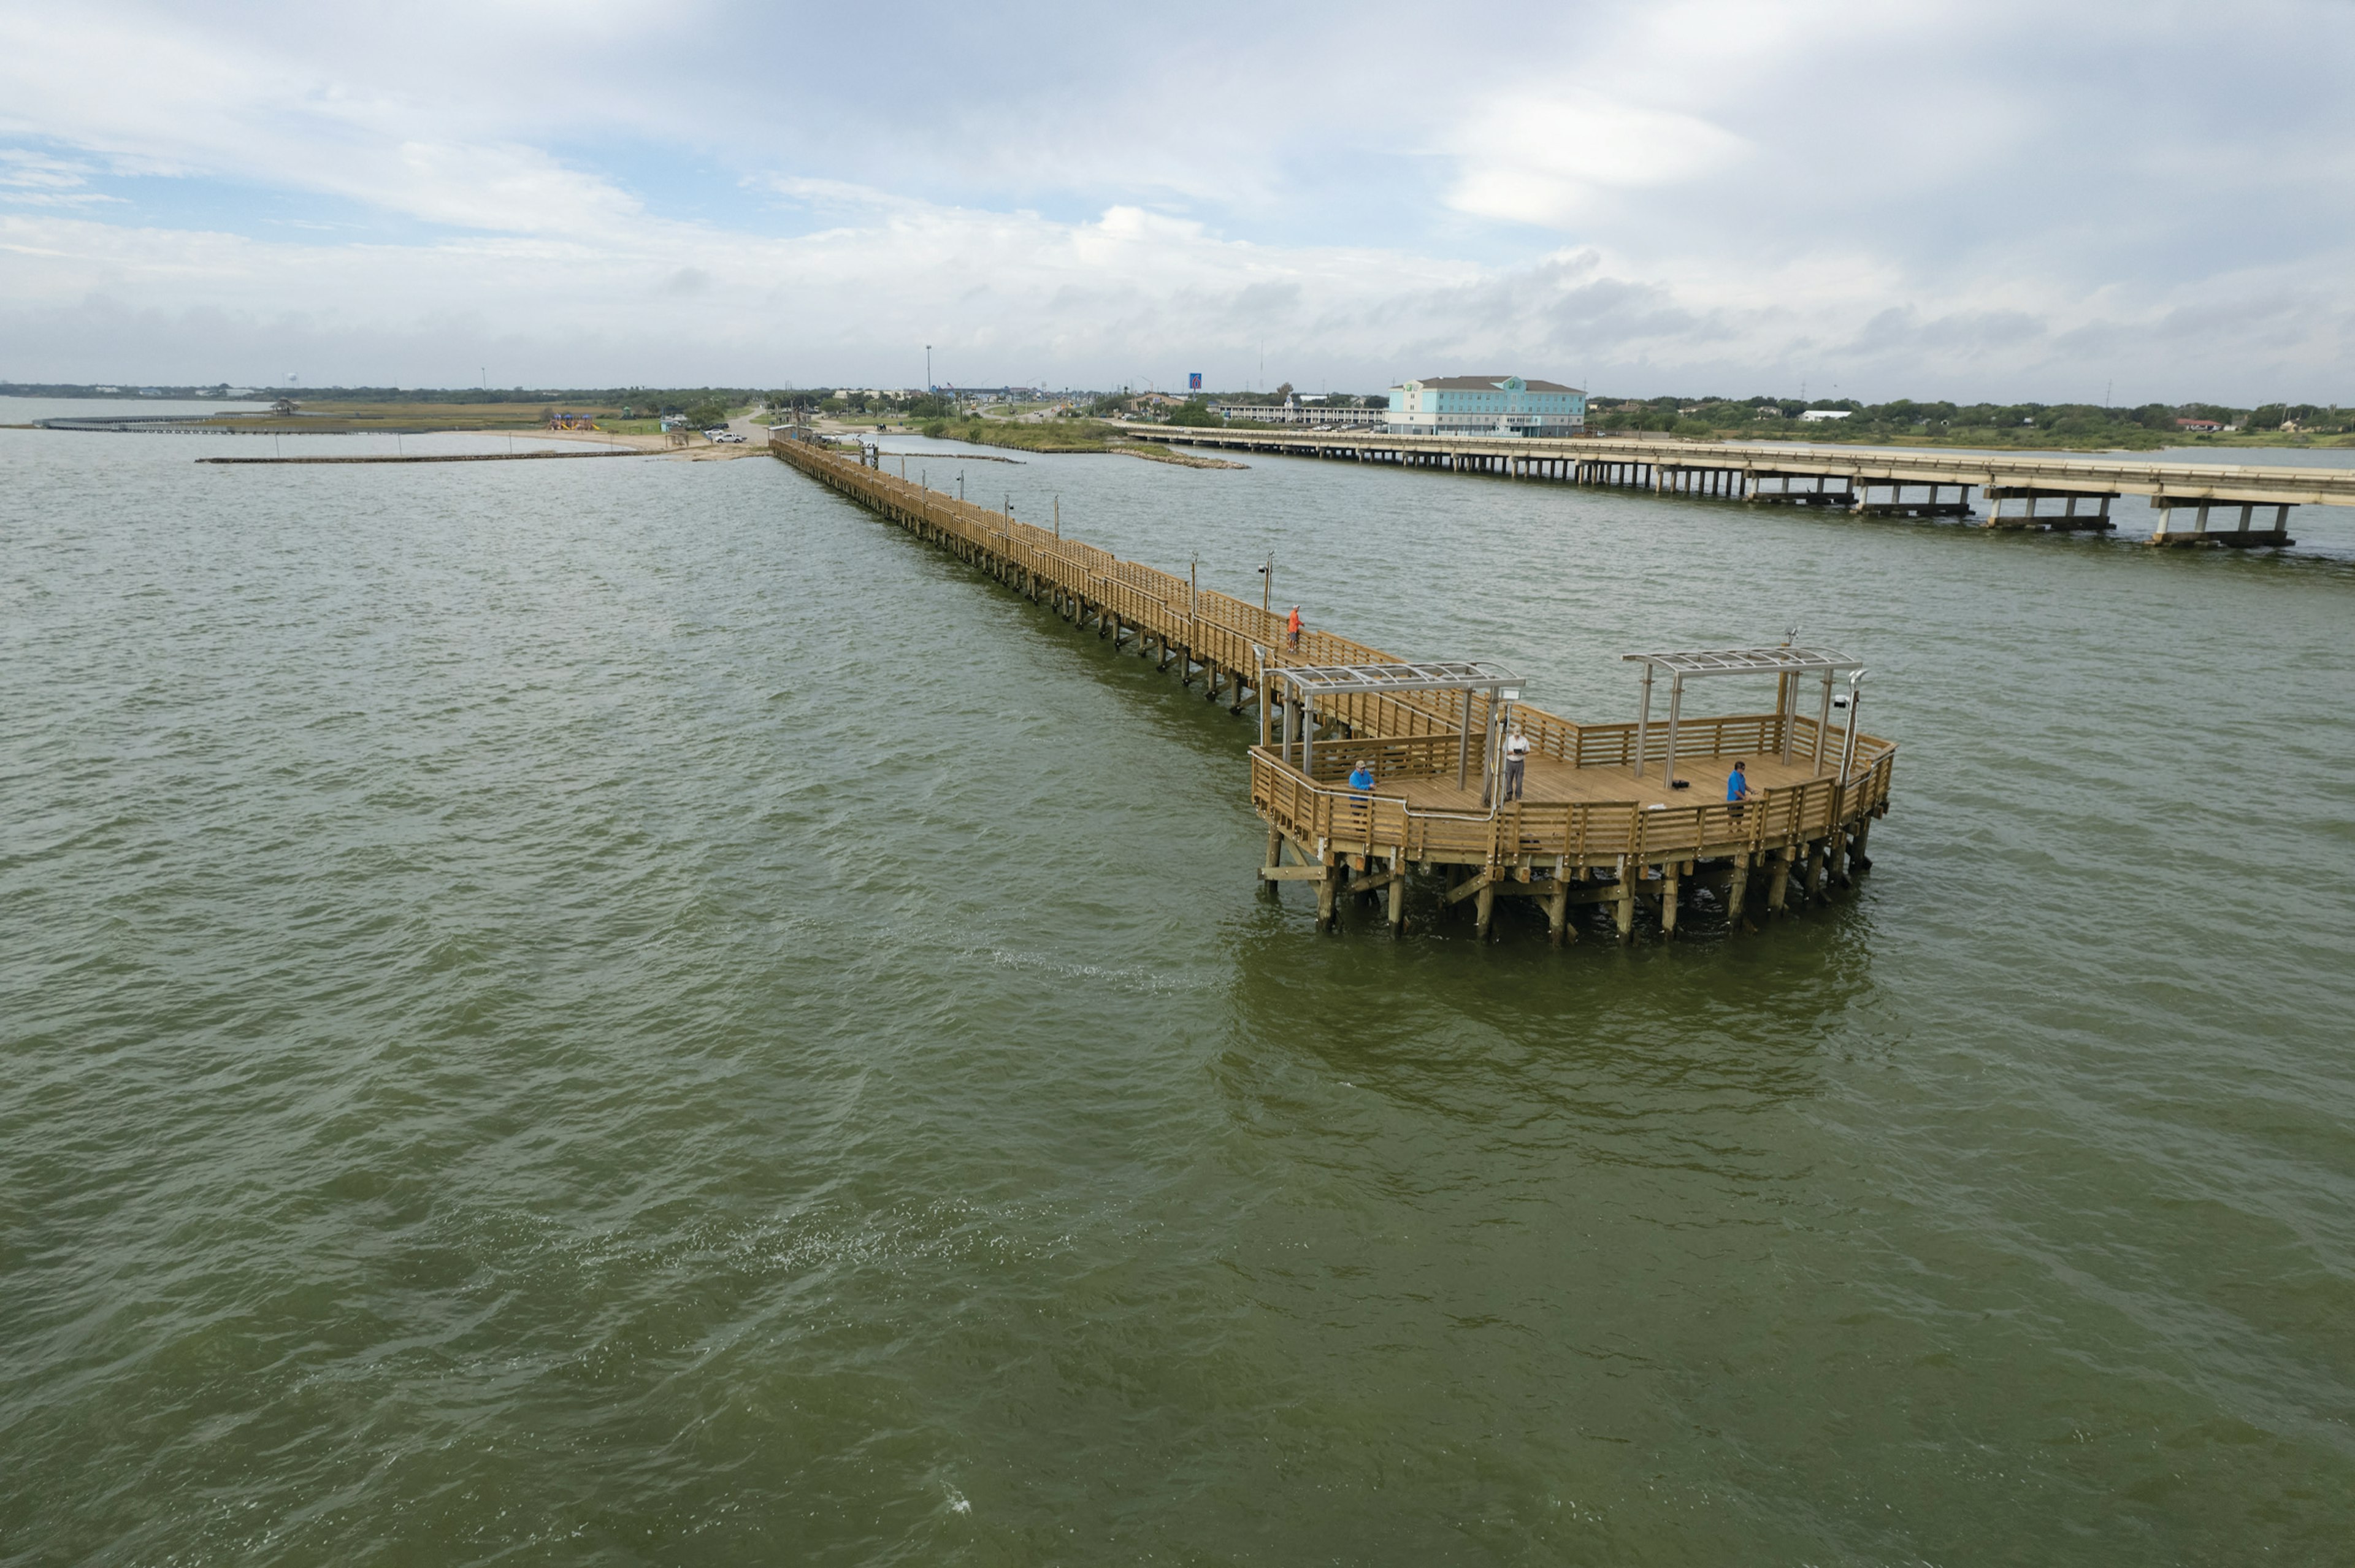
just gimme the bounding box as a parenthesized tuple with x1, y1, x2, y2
(1385, 375, 1585, 437)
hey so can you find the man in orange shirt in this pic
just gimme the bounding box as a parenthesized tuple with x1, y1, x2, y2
(1285, 605, 1302, 650)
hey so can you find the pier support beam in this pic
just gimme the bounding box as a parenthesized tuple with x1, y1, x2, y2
(1545, 872, 1573, 945)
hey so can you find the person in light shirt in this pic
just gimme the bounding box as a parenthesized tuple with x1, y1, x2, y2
(1503, 725, 1531, 801)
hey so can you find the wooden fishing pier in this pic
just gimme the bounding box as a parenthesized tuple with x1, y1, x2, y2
(1123, 426, 2355, 548)
(772, 432, 1896, 943)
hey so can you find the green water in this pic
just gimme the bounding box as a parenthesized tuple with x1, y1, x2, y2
(6, 425, 2354, 1565)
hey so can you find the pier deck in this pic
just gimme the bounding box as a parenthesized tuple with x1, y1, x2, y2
(772, 432, 1894, 943)
(1387, 751, 1814, 813)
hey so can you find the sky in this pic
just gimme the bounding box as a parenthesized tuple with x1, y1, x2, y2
(1, 1, 2349, 403)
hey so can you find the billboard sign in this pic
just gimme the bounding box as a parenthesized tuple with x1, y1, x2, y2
(1188, 372, 1202, 391)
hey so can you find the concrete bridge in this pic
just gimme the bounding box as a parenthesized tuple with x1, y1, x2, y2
(1122, 427, 2355, 548)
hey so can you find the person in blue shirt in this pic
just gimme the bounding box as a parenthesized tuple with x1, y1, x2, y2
(1347, 760, 1376, 795)
(1725, 759, 1750, 819)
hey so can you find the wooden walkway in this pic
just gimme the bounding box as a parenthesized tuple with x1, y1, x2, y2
(772, 432, 1896, 943)
(1122, 426, 2353, 547)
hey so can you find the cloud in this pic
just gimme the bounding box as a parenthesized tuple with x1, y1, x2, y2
(0, 148, 121, 207)
(1444, 96, 1748, 226)
(0, 0, 2349, 400)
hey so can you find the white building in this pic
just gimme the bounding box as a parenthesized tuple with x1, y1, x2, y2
(1208, 396, 1387, 429)
(1386, 375, 1585, 437)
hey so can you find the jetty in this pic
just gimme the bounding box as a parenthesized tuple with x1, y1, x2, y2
(195, 449, 640, 465)
(1120, 426, 2355, 547)
(772, 432, 1894, 943)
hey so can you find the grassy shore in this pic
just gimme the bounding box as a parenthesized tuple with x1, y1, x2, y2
(892, 417, 1246, 468)
(913, 417, 1125, 452)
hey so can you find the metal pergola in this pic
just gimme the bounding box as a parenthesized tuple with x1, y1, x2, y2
(1621, 645, 1867, 784)
(1260, 657, 1523, 789)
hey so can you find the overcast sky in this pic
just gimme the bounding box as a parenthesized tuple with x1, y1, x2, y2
(2, 1, 2349, 402)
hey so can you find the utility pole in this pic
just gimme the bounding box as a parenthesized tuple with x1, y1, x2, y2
(1259, 554, 1273, 615)
(926, 345, 932, 392)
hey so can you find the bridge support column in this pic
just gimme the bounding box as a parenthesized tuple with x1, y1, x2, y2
(1749, 471, 1856, 509)
(1982, 487, 2119, 532)
(1856, 480, 1974, 518)
(2150, 496, 2296, 548)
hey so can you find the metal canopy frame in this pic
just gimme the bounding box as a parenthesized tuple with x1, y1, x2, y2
(1262, 658, 1525, 791)
(1622, 646, 1861, 677)
(1279, 660, 1522, 697)
(1620, 646, 1864, 786)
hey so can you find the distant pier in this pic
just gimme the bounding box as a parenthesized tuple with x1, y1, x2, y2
(772, 432, 1896, 943)
(1122, 427, 2354, 548)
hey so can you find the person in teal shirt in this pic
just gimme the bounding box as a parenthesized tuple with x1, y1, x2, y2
(1347, 760, 1375, 794)
(1726, 759, 1750, 818)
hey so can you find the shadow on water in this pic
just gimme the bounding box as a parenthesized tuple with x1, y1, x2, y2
(1209, 890, 1875, 1132)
